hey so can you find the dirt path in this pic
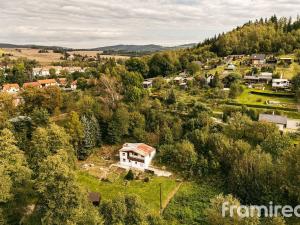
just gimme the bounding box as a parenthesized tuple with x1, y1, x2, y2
(161, 182, 183, 213)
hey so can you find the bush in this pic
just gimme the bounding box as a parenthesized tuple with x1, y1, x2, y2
(143, 177, 150, 183)
(124, 170, 134, 180)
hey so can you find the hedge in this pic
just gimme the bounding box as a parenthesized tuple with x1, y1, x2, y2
(249, 90, 295, 98)
(225, 101, 298, 112)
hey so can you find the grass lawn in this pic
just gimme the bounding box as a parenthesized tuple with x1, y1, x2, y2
(77, 171, 178, 213)
(237, 88, 296, 106)
(163, 181, 220, 225)
(275, 62, 300, 80)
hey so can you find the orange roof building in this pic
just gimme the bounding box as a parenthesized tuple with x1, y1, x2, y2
(2, 83, 20, 93)
(119, 143, 156, 170)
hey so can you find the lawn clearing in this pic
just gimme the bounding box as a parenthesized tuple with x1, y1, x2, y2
(237, 88, 297, 108)
(275, 62, 300, 80)
(163, 181, 220, 225)
(77, 171, 178, 213)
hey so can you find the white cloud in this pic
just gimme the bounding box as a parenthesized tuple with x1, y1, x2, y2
(0, 0, 299, 48)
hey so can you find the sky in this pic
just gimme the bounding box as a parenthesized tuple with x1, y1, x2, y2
(0, 0, 300, 48)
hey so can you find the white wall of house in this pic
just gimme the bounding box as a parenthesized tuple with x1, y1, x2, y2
(5, 88, 19, 94)
(286, 119, 300, 130)
(119, 150, 156, 170)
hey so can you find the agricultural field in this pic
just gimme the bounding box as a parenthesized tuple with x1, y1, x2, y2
(69, 50, 129, 60)
(0, 48, 129, 66)
(1, 48, 63, 65)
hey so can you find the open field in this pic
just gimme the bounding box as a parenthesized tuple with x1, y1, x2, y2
(0, 48, 129, 65)
(275, 62, 300, 79)
(1, 48, 62, 65)
(69, 50, 129, 60)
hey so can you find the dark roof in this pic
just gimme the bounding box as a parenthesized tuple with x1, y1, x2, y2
(259, 114, 287, 125)
(251, 54, 266, 60)
(88, 192, 100, 202)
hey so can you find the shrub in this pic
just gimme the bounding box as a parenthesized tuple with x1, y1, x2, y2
(124, 170, 134, 180)
(143, 177, 150, 183)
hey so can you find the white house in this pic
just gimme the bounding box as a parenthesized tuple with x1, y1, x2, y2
(143, 80, 153, 89)
(206, 74, 214, 85)
(259, 113, 300, 132)
(251, 54, 266, 65)
(119, 143, 156, 170)
(226, 64, 236, 71)
(2, 83, 20, 94)
(272, 79, 290, 89)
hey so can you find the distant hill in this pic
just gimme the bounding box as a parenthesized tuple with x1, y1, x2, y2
(92, 43, 196, 53)
(0, 43, 195, 52)
(0, 43, 70, 51)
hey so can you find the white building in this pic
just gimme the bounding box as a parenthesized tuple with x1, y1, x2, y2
(272, 79, 290, 89)
(259, 113, 300, 132)
(143, 80, 153, 89)
(2, 83, 20, 94)
(119, 143, 156, 170)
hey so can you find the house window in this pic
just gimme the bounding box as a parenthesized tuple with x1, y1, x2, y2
(122, 153, 126, 156)
(123, 159, 126, 162)
(135, 161, 137, 164)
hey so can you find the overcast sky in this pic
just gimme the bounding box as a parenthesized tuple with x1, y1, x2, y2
(0, 0, 299, 48)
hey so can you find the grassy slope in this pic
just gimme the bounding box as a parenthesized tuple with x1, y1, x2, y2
(77, 171, 178, 213)
(237, 88, 296, 106)
(163, 181, 220, 225)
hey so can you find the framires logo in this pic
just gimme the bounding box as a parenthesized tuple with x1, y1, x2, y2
(222, 202, 300, 218)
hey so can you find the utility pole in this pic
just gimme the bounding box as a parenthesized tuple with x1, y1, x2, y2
(159, 183, 162, 215)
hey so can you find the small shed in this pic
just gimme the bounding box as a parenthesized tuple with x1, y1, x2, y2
(88, 192, 101, 206)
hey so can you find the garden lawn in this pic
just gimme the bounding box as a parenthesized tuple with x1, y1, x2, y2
(237, 88, 296, 106)
(275, 62, 300, 80)
(77, 171, 178, 213)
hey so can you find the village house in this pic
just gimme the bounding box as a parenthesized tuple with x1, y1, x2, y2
(32, 66, 62, 77)
(64, 67, 85, 73)
(1, 83, 20, 94)
(250, 54, 266, 65)
(279, 57, 293, 64)
(57, 78, 68, 87)
(143, 80, 153, 89)
(173, 76, 184, 84)
(37, 79, 59, 88)
(259, 113, 300, 132)
(23, 82, 42, 89)
(226, 64, 236, 71)
(71, 80, 77, 90)
(205, 74, 214, 86)
(272, 79, 290, 89)
(119, 143, 156, 170)
(244, 72, 273, 84)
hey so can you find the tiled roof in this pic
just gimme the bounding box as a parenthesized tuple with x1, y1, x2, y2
(23, 82, 41, 88)
(120, 143, 155, 156)
(2, 83, 20, 91)
(38, 79, 57, 85)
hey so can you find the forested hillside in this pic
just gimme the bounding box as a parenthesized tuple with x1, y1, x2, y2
(198, 15, 300, 56)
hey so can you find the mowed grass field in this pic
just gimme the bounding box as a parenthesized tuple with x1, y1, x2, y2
(237, 88, 296, 106)
(77, 171, 178, 213)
